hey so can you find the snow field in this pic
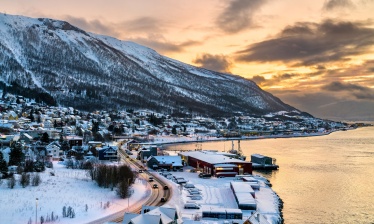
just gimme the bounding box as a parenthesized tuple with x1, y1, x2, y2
(0, 161, 148, 224)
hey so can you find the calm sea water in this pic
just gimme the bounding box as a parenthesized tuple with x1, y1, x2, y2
(165, 127, 374, 224)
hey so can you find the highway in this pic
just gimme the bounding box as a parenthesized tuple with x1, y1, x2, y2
(87, 148, 172, 224)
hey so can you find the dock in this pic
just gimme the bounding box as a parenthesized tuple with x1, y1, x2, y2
(251, 154, 279, 170)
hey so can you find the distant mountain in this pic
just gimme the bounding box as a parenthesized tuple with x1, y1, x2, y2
(0, 13, 300, 116)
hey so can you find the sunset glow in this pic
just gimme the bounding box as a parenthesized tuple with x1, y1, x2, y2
(2, 0, 374, 120)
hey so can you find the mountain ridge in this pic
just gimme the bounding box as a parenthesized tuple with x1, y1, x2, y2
(0, 13, 301, 116)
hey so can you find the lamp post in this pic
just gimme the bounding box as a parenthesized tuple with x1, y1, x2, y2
(35, 198, 38, 224)
(127, 179, 130, 211)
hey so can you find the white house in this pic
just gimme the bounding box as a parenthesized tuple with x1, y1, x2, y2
(46, 142, 61, 160)
(123, 205, 178, 224)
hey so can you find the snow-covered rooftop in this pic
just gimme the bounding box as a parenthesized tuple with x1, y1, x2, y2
(179, 151, 251, 164)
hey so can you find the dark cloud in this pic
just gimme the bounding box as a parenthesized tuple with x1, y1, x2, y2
(130, 37, 201, 54)
(193, 53, 232, 73)
(272, 91, 374, 120)
(322, 81, 374, 100)
(63, 16, 119, 37)
(322, 81, 367, 91)
(235, 19, 374, 66)
(216, 0, 266, 33)
(250, 73, 299, 87)
(62, 15, 200, 54)
(323, 0, 355, 11)
(251, 75, 266, 85)
(120, 17, 162, 33)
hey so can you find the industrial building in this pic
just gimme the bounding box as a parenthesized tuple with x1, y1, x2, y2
(178, 151, 252, 177)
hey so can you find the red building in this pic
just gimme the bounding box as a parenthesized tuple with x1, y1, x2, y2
(179, 151, 252, 177)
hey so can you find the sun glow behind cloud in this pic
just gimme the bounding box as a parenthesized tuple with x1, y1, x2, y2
(2, 0, 374, 120)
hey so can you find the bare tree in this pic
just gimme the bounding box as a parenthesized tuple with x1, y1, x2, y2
(20, 172, 30, 187)
(7, 176, 15, 189)
(32, 173, 41, 186)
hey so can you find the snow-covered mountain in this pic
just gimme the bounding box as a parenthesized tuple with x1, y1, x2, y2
(0, 14, 298, 116)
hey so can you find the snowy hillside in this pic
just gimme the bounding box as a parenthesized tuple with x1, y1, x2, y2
(0, 13, 297, 115)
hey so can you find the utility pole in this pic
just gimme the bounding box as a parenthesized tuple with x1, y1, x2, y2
(35, 198, 38, 224)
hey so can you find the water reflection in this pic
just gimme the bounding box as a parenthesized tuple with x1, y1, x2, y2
(165, 127, 374, 223)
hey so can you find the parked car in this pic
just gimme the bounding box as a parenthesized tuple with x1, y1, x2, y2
(198, 173, 212, 178)
(184, 183, 195, 188)
(187, 188, 200, 193)
(187, 195, 203, 200)
(184, 203, 200, 209)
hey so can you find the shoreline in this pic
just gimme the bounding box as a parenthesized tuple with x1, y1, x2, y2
(133, 127, 366, 224)
(141, 129, 342, 147)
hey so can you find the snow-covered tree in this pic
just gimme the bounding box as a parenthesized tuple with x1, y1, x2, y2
(0, 151, 8, 174)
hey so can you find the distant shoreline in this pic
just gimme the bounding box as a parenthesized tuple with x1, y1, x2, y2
(142, 129, 347, 147)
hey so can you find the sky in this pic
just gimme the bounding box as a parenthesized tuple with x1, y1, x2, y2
(2, 0, 374, 121)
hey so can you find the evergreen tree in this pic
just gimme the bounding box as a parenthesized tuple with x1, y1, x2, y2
(91, 121, 99, 133)
(0, 151, 8, 174)
(27, 109, 35, 122)
(37, 115, 41, 123)
(9, 142, 24, 166)
(41, 132, 50, 143)
(60, 140, 70, 153)
(59, 133, 64, 144)
(172, 126, 177, 135)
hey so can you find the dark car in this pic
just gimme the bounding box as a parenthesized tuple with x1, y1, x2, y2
(160, 197, 166, 202)
(153, 184, 158, 189)
(198, 173, 212, 178)
(163, 185, 169, 190)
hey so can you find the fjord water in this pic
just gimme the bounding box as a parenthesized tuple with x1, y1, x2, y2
(167, 127, 374, 223)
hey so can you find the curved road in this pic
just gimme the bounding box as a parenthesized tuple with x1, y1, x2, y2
(87, 148, 171, 224)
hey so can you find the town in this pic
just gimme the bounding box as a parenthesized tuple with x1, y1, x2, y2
(0, 93, 358, 224)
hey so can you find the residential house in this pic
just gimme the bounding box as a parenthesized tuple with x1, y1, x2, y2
(19, 133, 33, 144)
(44, 120, 53, 129)
(245, 211, 271, 224)
(146, 155, 183, 171)
(137, 145, 158, 161)
(46, 141, 61, 160)
(8, 111, 19, 120)
(97, 145, 118, 161)
(62, 126, 74, 135)
(122, 205, 178, 224)
(65, 136, 83, 148)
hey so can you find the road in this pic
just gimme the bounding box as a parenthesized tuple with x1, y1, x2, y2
(86, 148, 172, 224)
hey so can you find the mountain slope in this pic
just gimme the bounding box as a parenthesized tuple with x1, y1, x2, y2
(0, 14, 298, 116)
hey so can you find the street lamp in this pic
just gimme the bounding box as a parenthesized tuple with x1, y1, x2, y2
(127, 179, 131, 211)
(35, 198, 38, 224)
